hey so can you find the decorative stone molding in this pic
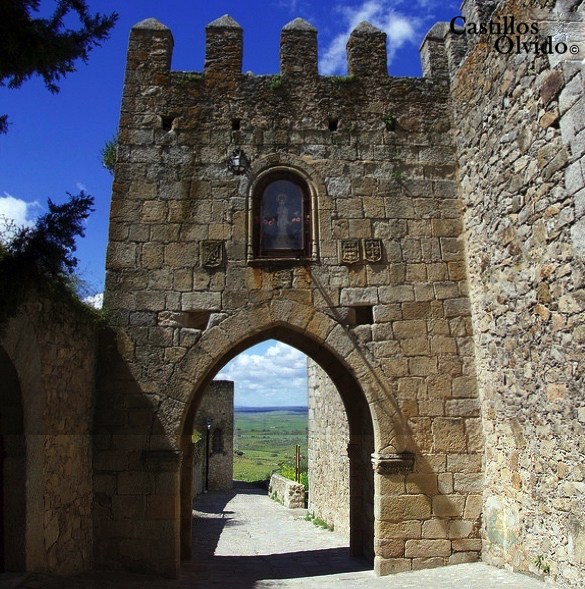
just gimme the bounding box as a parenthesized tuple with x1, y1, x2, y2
(371, 452, 415, 475)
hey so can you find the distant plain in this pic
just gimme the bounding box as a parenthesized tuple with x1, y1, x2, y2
(233, 407, 308, 483)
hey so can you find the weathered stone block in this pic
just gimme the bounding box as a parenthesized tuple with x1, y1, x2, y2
(376, 494, 432, 522)
(374, 557, 412, 575)
(146, 495, 176, 520)
(181, 291, 221, 311)
(432, 418, 467, 453)
(432, 495, 465, 517)
(405, 539, 451, 558)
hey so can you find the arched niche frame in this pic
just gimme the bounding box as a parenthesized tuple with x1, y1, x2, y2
(242, 154, 325, 264)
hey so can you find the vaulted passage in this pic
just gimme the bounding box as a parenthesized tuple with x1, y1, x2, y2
(0, 346, 26, 572)
(179, 329, 375, 570)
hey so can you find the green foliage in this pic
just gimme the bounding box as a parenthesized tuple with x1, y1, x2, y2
(279, 463, 308, 490)
(384, 114, 397, 131)
(328, 75, 356, 86)
(178, 72, 203, 83)
(101, 135, 117, 175)
(534, 555, 550, 574)
(305, 512, 334, 531)
(0, 1, 118, 132)
(270, 75, 283, 91)
(391, 166, 406, 184)
(0, 191, 95, 329)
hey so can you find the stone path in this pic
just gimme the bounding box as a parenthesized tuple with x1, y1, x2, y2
(0, 482, 555, 589)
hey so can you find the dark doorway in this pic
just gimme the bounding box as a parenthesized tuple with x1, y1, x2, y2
(180, 327, 375, 567)
(0, 346, 26, 572)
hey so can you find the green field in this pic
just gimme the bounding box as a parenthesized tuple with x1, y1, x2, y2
(233, 407, 308, 483)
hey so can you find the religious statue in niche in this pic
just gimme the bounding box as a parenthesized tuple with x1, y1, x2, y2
(260, 179, 306, 253)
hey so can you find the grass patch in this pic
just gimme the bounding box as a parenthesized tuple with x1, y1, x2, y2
(233, 408, 308, 483)
(305, 512, 334, 531)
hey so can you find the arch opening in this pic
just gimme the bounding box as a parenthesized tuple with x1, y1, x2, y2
(178, 327, 375, 568)
(0, 345, 26, 572)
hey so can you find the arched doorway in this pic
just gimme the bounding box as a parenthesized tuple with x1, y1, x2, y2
(178, 326, 375, 566)
(0, 346, 26, 572)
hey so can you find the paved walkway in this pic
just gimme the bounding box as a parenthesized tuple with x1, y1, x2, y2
(1, 482, 555, 589)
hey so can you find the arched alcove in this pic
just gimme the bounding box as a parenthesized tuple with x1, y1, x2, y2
(0, 345, 26, 572)
(178, 324, 376, 566)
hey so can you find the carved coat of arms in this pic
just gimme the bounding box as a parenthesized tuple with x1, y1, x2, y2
(201, 240, 224, 268)
(364, 239, 383, 263)
(340, 239, 361, 264)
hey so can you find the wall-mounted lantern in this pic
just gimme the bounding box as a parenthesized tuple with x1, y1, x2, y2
(227, 148, 249, 175)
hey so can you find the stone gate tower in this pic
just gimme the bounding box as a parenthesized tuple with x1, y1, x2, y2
(97, 0, 585, 585)
(99, 13, 481, 577)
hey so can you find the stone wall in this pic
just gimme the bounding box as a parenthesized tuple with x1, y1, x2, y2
(192, 380, 234, 493)
(450, 0, 585, 586)
(0, 295, 97, 575)
(269, 473, 305, 509)
(307, 359, 350, 537)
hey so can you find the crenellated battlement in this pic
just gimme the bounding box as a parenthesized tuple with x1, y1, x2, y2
(125, 13, 457, 84)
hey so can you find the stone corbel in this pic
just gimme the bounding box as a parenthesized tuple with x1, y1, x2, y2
(371, 452, 415, 474)
(142, 449, 183, 472)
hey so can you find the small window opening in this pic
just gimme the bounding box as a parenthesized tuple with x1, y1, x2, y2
(353, 306, 374, 325)
(328, 118, 339, 132)
(212, 429, 224, 453)
(162, 116, 175, 131)
(183, 311, 212, 330)
(231, 118, 241, 131)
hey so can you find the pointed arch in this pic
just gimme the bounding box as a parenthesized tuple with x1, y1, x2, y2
(170, 300, 412, 565)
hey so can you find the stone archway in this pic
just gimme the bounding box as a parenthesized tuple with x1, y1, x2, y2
(170, 301, 409, 568)
(0, 345, 26, 572)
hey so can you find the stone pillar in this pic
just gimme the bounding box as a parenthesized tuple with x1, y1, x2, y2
(140, 449, 182, 578)
(347, 22, 388, 78)
(280, 18, 318, 78)
(204, 15, 243, 75)
(125, 19, 173, 87)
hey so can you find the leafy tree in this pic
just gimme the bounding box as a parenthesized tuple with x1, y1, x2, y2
(0, 1, 118, 133)
(0, 191, 95, 326)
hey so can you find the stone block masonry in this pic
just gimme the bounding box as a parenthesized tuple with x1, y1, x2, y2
(269, 473, 305, 509)
(1, 295, 97, 576)
(4, 2, 583, 583)
(191, 380, 234, 495)
(307, 360, 350, 538)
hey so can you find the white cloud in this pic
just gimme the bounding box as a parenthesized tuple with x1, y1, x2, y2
(277, 0, 301, 12)
(216, 340, 308, 407)
(320, 0, 422, 75)
(83, 292, 104, 309)
(0, 193, 41, 241)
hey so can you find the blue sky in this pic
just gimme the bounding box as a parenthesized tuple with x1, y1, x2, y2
(0, 0, 460, 406)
